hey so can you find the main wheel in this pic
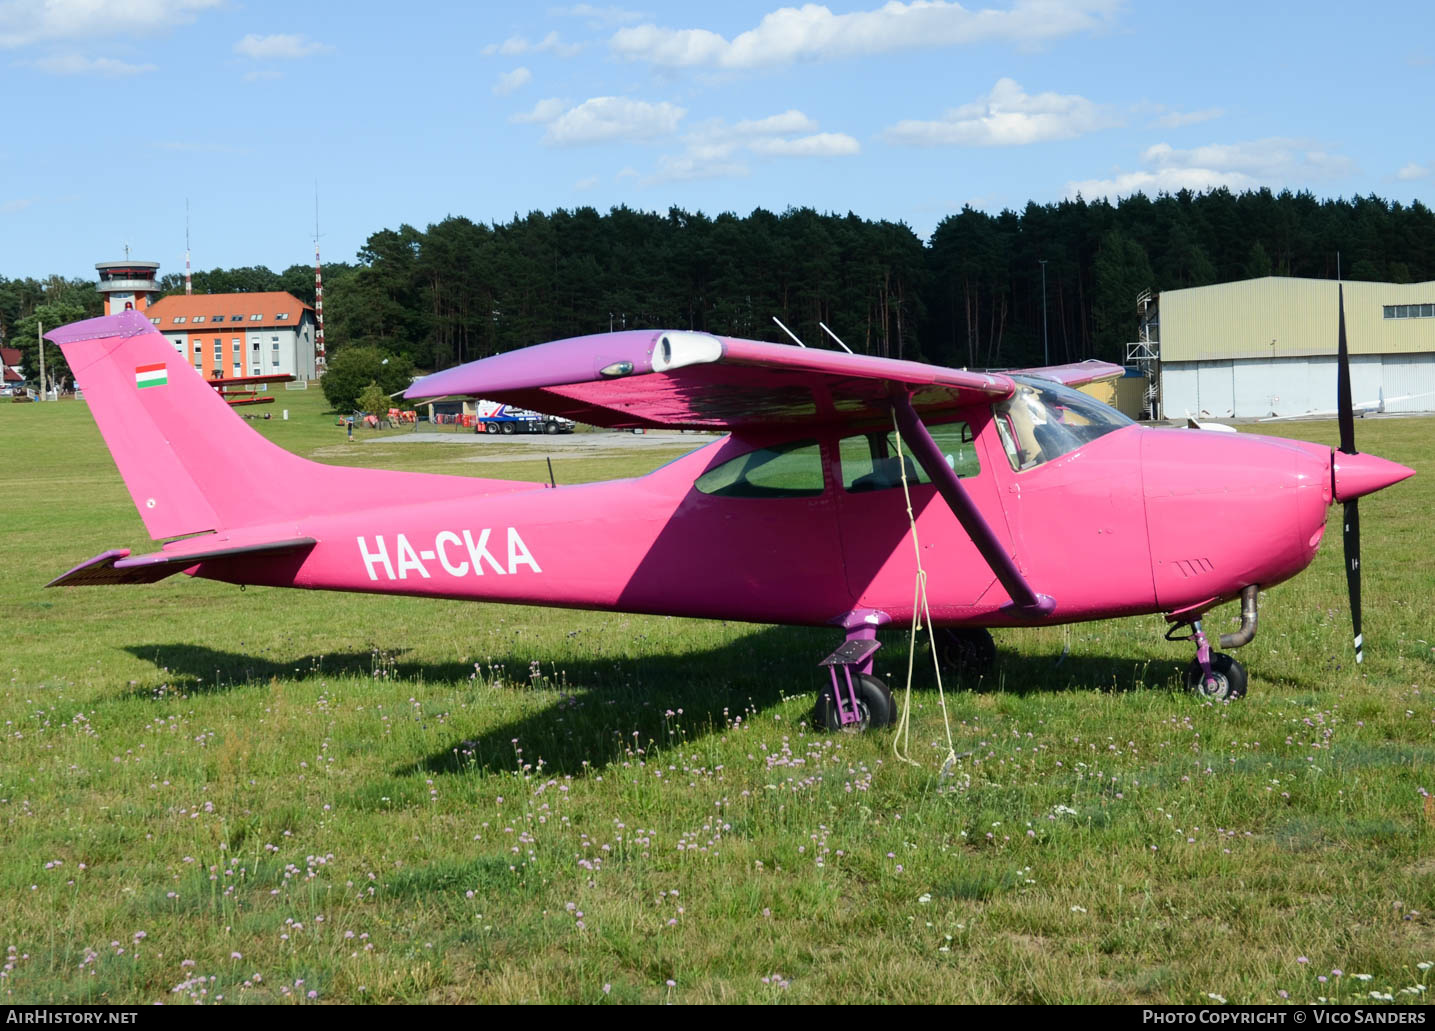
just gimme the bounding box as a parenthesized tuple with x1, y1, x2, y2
(935, 627, 997, 677)
(501, 421, 517, 434)
(484, 422, 500, 434)
(1185, 652, 1247, 701)
(813, 674, 894, 732)
(544, 421, 559, 434)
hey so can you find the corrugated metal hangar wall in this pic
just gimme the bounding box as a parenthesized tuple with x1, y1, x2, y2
(1159, 277, 1435, 418)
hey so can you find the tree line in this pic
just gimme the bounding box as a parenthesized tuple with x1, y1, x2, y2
(4, 188, 1433, 393)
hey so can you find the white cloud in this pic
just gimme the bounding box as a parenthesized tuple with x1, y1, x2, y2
(884, 78, 1120, 146)
(651, 153, 750, 182)
(482, 31, 582, 58)
(647, 108, 857, 182)
(574, 175, 600, 190)
(25, 54, 156, 75)
(243, 68, 283, 82)
(493, 66, 532, 95)
(1395, 162, 1430, 181)
(1067, 167, 1259, 200)
(1067, 137, 1357, 200)
(611, 0, 1120, 70)
(511, 97, 567, 124)
(1142, 139, 1354, 180)
(543, 96, 685, 144)
(234, 34, 332, 59)
(1150, 107, 1223, 129)
(0, 0, 220, 49)
(733, 109, 818, 135)
(750, 132, 859, 157)
(2, 197, 38, 214)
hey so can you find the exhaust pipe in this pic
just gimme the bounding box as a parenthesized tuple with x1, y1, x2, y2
(1217, 585, 1259, 650)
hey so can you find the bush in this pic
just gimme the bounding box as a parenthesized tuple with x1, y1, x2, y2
(321, 346, 413, 412)
(355, 382, 391, 421)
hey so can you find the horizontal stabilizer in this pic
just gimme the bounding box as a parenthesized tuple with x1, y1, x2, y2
(48, 538, 317, 588)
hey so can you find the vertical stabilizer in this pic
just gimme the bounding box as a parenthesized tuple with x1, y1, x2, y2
(47, 311, 305, 539)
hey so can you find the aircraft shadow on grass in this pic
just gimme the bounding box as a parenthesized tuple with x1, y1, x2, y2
(123, 631, 1210, 777)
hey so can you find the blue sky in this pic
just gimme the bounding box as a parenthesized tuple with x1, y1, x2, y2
(2, 0, 1431, 281)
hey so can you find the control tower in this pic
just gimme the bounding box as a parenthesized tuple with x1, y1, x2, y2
(96, 259, 161, 316)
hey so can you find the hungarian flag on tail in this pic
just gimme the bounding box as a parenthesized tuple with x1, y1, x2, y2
(135, 363, 167, 389)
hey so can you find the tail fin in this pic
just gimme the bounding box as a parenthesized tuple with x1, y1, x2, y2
(48, 311, 318, 538)
(48, 312, 539, 542)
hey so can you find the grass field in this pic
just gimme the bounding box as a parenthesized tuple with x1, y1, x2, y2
(1, 386, 1432, 1005)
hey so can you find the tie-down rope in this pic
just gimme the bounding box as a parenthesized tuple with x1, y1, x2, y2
(890, 406, 960, 776)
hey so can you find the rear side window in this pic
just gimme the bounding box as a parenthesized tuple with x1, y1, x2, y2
(840, 422, 978, 492)
(695, 441, 825, 498)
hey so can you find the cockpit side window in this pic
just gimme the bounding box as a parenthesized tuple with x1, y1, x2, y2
(839, 421, 979, 492)
(993, 377, 1132, 471)
(695, 440, 826, 498)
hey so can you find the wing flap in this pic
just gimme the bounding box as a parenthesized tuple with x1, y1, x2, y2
(406, 330, 1015, 431)
(48, 538, 317, 588)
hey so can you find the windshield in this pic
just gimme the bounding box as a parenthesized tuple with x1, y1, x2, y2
(992, 376, 1132, 471)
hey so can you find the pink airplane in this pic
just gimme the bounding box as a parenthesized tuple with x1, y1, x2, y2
(46, 289, 1411, 730)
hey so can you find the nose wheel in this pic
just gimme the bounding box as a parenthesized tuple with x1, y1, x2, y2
(1168, 598, 1256, 702)
(1185, 652, 1247, 701)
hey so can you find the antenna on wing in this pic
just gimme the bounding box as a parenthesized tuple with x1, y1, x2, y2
(818, 321, 854, 354)
(771, 316, 807, 348)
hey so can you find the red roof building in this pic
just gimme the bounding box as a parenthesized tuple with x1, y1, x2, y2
(145, 292, 317, 381)
(2, 346, 22, 387)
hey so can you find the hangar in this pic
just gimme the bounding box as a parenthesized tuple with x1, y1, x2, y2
(1158, 277, 1435, 419)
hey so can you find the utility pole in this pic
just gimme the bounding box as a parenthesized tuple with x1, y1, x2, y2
(1039, 259, 1049, 366)
(37, 319, 45, 400)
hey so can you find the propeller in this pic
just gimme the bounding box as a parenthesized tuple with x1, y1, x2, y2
(1335, 285, 1362, 664)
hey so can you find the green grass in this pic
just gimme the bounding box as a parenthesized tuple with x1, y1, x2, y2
(1, 391, 1433, 1004)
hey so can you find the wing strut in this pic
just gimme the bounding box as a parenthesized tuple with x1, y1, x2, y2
(891, 393, 1055, 619)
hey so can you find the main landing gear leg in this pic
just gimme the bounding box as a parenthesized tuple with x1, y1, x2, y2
(813, 627, 894, 732)
(1166, 585, 1258, 702)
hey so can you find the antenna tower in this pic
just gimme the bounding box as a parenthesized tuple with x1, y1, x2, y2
(184, 199, 193, 295)
(313, 184, 326, 371)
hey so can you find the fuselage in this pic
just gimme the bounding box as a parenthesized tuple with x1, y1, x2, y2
(192, 403, 1344, 631)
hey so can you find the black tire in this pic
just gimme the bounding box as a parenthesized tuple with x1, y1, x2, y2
(813, 673, 894, 732)
(501, 421, 517, 434)
(484, 422, 499, 435)
(544, 421, 559, 434)
(1185, 652, 1247, 702)
(935, 627, 997, 677)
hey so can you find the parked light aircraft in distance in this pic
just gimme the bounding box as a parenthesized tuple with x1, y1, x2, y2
(45, 290, 1412, 730)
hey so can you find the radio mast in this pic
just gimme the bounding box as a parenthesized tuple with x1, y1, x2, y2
(184, 199, 193, 295)
(313, 183, 326, 371)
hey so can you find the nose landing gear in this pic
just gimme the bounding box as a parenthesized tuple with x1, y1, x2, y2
(1167, 585, 1259, 702)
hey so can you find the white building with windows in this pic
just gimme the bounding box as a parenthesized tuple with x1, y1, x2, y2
(1158, 277, 1435, 418)
(143, 292, 317, 381)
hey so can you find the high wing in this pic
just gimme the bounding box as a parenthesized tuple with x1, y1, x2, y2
(406, 330, 1021, 430)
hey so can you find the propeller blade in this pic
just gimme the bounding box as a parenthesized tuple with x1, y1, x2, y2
(1336, 284, 1362, 664)
(1337, 284, 1356, 455)
(1343, 500, 1362, 665)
